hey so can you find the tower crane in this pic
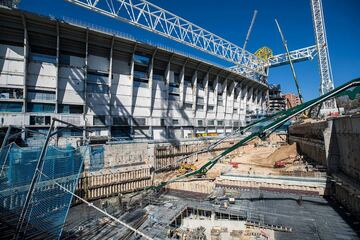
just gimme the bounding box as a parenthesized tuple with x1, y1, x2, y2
(10, 0, 336, 107)
(4, 0, 344, 188)
(275, 18, 303, 104)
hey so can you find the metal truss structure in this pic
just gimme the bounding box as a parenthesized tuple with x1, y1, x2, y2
(267, 45, 318, 68)
(310, 0, 336, 108)
(65, 0, 266, 79)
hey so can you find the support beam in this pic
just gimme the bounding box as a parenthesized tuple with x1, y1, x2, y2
(237, 83, 242, 126)
(242, 85, 249, 125)
(223, 78, 228, 132)
(65, 0, 266, 79)
(148, 48, 157, 139)
(83, 29, 89, 140)
(55, 22, 60, 114)
(179, 60, 187, 108)
(267, 45, 317, 68)
(214, 76, 219, 119)
(204, 72, 209, 117)
(192, 70, 198, 118)
(129, 43, 138, 138)
(310, 0, 336, 109)
(108, 36, 114, 141)
(164, 55, 173, 138)
(21, 14, 27, 113)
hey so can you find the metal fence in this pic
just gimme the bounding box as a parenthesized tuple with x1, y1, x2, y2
(0, 143, 89, 239)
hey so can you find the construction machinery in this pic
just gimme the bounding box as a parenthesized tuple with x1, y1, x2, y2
(147, 78, 360, 190)
(177, 163, 197, 174)
(254, 47, 273, 61)
(275, 18, 303, 104)
(64, 0, 336, 106)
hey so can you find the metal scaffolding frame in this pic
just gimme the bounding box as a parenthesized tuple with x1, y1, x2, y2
(65, 0, 266, 79)
(267, 45, 318, 68)
(310, 0, 336, 108)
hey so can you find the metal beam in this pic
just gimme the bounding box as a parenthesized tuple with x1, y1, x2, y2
(310, 0, 336, 109)
(65, 0, 266, 78)
(267, 45, 317, 68)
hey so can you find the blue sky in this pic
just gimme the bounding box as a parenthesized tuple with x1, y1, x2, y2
(19, 0, 360, 100)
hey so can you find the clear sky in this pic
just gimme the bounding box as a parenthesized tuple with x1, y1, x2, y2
(19, 0, 360, 100)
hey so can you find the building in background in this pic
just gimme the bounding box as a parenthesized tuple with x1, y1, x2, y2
(268, 84, 286, 114)
(0, 8, 268, 144)
(283, 93, 301, 109)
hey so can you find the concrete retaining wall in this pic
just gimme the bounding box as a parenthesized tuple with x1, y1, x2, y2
(289, 115, 360, 179)
(289, 115, 360, 218)
(77, 138, 242, 201)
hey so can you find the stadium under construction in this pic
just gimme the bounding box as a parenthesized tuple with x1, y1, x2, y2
(0, 0, 359, 239)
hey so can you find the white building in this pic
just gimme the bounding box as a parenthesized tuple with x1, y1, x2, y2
(0, 7, 268, 143)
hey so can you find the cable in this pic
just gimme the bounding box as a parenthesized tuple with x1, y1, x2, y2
(37, 169, 154, 240)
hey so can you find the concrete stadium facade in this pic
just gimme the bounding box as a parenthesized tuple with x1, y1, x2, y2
(0, 7, 268, 142)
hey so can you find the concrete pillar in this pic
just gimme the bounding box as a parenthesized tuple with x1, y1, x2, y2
(192, 70, 198, 118)
(204, 72, 209, 115)
(148, 49, 157, 139)
(203, 72, 210, 134)
(230, 82, 236, 129)
(247, 86, 252, 113)
(242, 85, 249, 125)
(179, 62, 186, 108)
(21, 14, 28, 114)
(223, 78, 228, 132)
(129, 46, 137, 136)
(108, 36, 114, 140)
(179, 62, 186, 138)
(214, 76, 219, 119)
(253, 88, 258, 116)
(237, 83, 242, 126)
(165, 58, 171, 138)
(55, 22, 60, 114)
(83, 29, 89, 139)
(262, 90, 268, 113)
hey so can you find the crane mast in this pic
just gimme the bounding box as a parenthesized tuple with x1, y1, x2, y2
(310, 0, 336, 109)
(10, 0, 336, 103)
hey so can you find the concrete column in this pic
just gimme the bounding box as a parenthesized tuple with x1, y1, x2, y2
(108, 36, 114, 140)
(21, 14, 28, 113)
(223, 78, 228, 132)
(262, 90, 268, 113)
(247, 87, 253, 113)
(55, 22, 60, 114)
(237, 83, 242, 126)
(192, 70, 198, 118)
(258, 90, 264, 114)
(204, 72, 209, 119)
(252, 88, 258, 116)
(204, 72, 209, 134)
(165, 58, 171, 138)
(214, 76, 219, 118)
(129, 44, 137, 137)
(179, 62, 186, 138)
(230, 82, 236, 129)
(179, 62, 186, 108)
(83, 29, 89, 139)
(242, 85, 248, 125)
(257, 90, 262, 114)
(148, 49, 157, 139)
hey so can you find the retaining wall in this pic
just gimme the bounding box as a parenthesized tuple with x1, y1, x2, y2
(289, 114, 360, 218)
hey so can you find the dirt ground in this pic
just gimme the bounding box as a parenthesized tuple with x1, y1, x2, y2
(206, 138, 301, 177)
(155, 134, 308, 184)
